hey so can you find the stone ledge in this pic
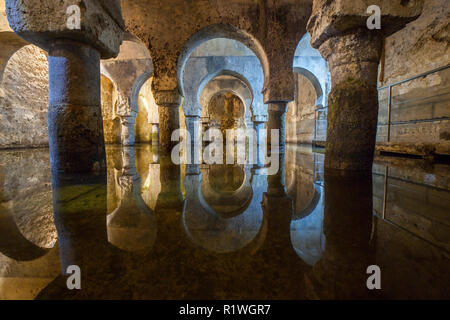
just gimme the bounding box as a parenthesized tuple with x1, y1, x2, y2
(376, 141, 450, 158)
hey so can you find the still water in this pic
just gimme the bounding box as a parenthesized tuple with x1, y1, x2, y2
(0, 144, 448, 299)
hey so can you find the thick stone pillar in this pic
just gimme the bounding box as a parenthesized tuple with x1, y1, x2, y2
(319, 30, 383, 171)
(154, 91, 182, 155)
(120, 116, 136, 146)
(254, 121, 265, 146)
(5, 0, 124, 174)
(48, 40, 105, 174)
(267, 103, 287, 154)
(305, 169, 375, 299)
(307, 0, 424, 171)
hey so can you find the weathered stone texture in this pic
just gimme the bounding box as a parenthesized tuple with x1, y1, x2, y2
(0, 45, 49, 148)
(381, 0, 449, 84)
(122, 0, 313, 103)
(0, 149, 57, 249)
(5, 0, 124, 59)
(377, 0, 450, 149)
(101, 75, 121, 145)
(308, 0, 424, 48)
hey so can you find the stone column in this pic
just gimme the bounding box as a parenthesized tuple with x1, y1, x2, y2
(255, 122, 265, 167)
(5, 0, 124, 174)
(120, 116, 136, 146)
(151, 123, 159, 146)
(154, 90, 182, 155)
(318, 30, 383, 171)
(185, 115, 201, 166)
(48, 40, 105, 174)
(254, 121, 265, 147)
(307, 0, 424, 171)
(267, 102, 288, 154)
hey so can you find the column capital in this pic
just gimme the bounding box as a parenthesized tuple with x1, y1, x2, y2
(253, 115, 268, 123)
(119, 116, 136, 125)
(154, 90, 182, 108)
(307, 0, 424, 50)
(5, 0, 124, 59)
(268, 102, 288, 114)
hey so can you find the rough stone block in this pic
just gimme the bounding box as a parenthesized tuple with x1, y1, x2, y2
(5, 0, 124, 58)
(308, 0, 424, 48)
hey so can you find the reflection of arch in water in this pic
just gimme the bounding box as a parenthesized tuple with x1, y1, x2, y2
(183, 165, 267, 254)
(290, 185, 325, 267)
(200, 165, 253, 218)
(0, 204, 53, 261)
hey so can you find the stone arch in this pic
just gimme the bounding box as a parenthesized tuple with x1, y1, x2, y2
(293, 67, 324, 107)
(177, 23, 270, 97)
(183, 55, 265, 118)
(101, 74, 121, 144)
(292, 33, 331, 108)
(200, 73, 254, 124)
(100, 33, 153, 145)
(0, 42, 49, 148)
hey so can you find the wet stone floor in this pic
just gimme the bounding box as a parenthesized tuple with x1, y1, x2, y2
(0, 144, 448, 299)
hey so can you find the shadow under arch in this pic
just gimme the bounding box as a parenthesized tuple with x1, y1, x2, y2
(177, 23, 270, 97)
(293, 67, 323, 107)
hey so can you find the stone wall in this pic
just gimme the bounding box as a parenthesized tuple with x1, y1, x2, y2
(0, 45, 49, 148)
(287, 73, 318, 144)
(136, 77, 154, 143)
(208, 92, 245, 133)
(376, 0, 450, 154)
(101, 75, 121, 145)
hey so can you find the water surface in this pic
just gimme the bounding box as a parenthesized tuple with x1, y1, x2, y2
(0, 145, 448, 299)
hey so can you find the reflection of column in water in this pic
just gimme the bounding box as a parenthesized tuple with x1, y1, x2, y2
(305, 169, 376, 300)
(50, 171, 110, 284)
(261, 149, 294, 253)
(107, 147, 156, 253)
(155, 155, 184, 212)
